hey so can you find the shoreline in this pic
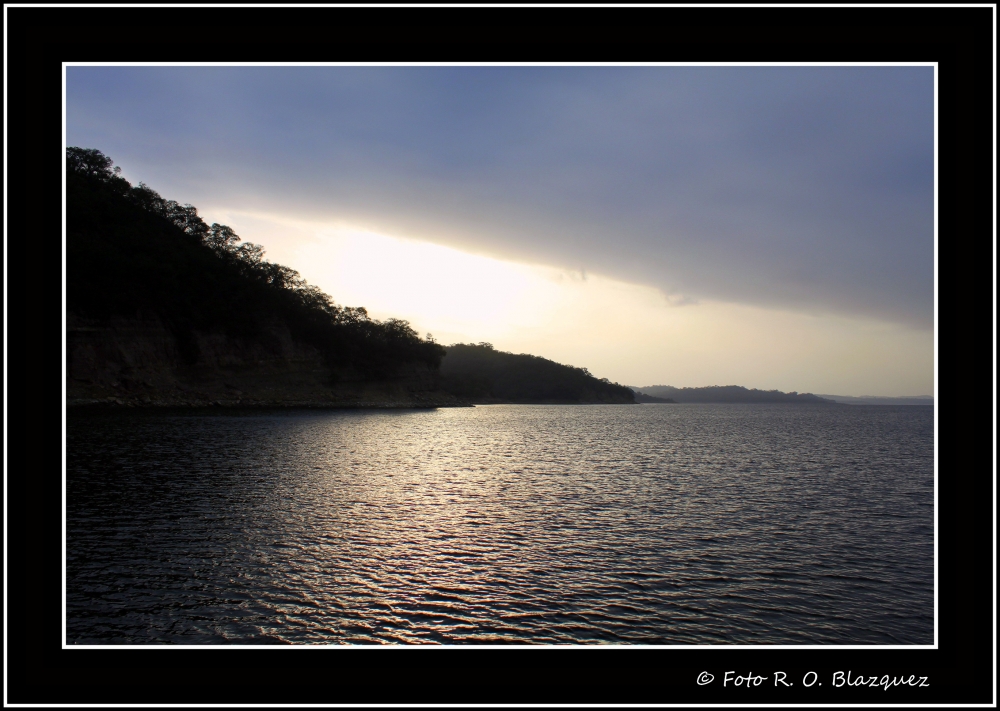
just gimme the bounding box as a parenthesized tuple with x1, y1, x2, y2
(67, 395, 473, 409)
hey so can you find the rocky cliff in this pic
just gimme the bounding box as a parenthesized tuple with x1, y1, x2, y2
(67, 314, 467, 408)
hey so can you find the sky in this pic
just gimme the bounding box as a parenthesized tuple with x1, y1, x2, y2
(66, 65, 935, 396)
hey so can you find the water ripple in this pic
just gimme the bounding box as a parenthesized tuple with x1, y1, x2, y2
(67, 403, 934, 644)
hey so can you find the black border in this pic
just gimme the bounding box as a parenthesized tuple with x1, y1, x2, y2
(5, 3, 995, 706)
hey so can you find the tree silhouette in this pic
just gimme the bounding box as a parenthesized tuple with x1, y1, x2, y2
(67, 147, 444, 379)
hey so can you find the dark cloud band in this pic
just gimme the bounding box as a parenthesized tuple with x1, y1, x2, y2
(67, 65, 933, 329)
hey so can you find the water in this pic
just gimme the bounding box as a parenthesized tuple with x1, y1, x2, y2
(66, 404, 934, 645)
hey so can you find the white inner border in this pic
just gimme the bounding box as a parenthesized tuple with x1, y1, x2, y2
(58, 62, 939, 654)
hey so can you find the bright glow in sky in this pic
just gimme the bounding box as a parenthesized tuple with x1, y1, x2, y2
(203, 208, 933, 397)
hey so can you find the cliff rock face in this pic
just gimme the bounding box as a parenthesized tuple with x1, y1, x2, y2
(67, 314, 466, 408)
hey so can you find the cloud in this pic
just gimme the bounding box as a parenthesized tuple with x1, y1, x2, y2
(66, 65, 934, 329)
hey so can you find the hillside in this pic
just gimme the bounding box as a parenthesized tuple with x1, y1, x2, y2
(634, 385, 834, 404)
(66, 148, 461, 408)
(630, 390, 676, 403)
(439, 344, 636, 404)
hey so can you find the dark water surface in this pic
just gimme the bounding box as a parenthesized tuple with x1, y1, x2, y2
(67, 404, 934, 645)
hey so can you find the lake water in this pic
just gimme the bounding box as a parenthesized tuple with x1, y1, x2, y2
(66, 403, 934, 645)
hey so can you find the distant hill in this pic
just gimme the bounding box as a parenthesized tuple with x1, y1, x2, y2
(629, 389, 676, 403)
(817, 394, 933, 406)
(440, 343, 636, 404)
(634, 385, 834, 404)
